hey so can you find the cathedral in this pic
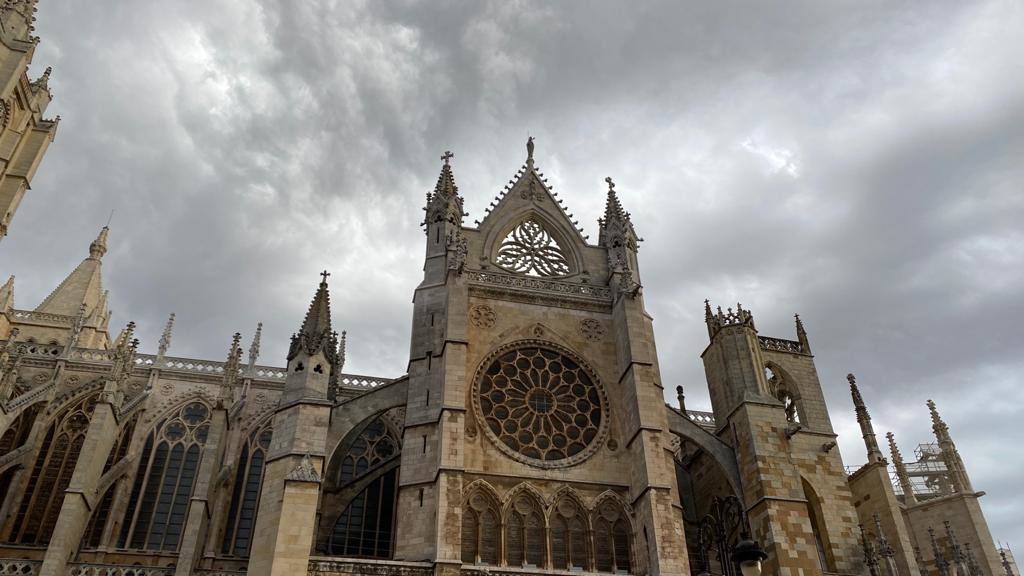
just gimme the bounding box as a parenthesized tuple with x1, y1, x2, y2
(0, 4, 1017, 576)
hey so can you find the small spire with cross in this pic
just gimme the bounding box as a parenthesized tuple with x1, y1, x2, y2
(441, 150, 454, 166)
(320, 270, 330, 284)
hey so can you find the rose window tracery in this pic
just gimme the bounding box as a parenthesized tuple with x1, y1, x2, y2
(495, 219, 571, 277)
(474, 342, 607, 468)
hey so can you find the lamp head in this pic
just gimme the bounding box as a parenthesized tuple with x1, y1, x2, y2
(732, 536, 768, 576)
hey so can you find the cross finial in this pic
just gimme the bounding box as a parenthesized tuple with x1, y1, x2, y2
(320, 270, 330, 283)
(605, 176, 615, 192)
(441, 150, 454, 165)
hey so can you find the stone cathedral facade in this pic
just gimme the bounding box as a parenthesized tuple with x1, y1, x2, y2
(0, 6, 1017, 576)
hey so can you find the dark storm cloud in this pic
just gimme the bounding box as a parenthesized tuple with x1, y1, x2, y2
(1, 0, 1021, 545)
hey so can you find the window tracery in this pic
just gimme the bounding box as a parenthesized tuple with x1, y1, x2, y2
(327, 416, 401, 558)
(495, 219, 571, 277)
(461, 490, 500, 566)
(474, 343, 607, 468)
(118, 401, 212, 551)
(83, 414, 138, 549)
(9, 394, 97, 545)
(221, 422, 273, 557)
(593, 500, 632, 574)
(766, 365, 800, 424)
(550, 498, 589, 571)
(0, 404, 39, 511)
(504, 494, 545, 568)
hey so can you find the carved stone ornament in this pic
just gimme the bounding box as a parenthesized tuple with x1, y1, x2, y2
(495, 219, 571, 277)
(469, 304, 496, 328)
(33, 373, 49, 385)
(160, 382, 174, 395)
(579, 318, 606, 342)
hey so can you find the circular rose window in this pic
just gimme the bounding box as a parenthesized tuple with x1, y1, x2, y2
(474, 342, 607, 468)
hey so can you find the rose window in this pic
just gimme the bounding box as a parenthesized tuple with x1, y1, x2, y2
(474, 343, 607, 468)
(495, 219, 571, 277)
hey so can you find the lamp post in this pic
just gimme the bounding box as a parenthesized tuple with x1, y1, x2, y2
(695, 496, 767, 576)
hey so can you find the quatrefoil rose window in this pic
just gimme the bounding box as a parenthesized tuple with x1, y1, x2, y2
(473, 343, 607, 468)
(495, 219, 571, 277)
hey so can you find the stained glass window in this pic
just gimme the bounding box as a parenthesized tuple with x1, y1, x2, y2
(495, 219, 570, 277)
(221, 422, 273, 556)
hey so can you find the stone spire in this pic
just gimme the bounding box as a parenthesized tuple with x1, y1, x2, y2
(887, 431, 918, 505)
(423, 150, 464, 232)
(220, 332, 242, 405)
(928, 399, 972, 493)
(30, 65, 51, 95)
(247, 322, 262, 376)
(108, 321, 138, 393)
(795, 313, 811, 353)
(849, 373, 884, 463)
(599, 176, 641, 296)
(287, 271, 338, 370)
(156, 312, 175, 364)
(0, 275, 13, 310)
(35, 226, 109, 318)
(337, 330, 347, 372)
(0, 327, 20, 401)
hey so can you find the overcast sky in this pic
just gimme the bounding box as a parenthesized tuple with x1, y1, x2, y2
(2, 0, 1022, 549)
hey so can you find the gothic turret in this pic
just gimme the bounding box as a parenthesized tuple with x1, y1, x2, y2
(283, 271, 338, 405)
(599, 177, 641, 296)
(849, 373, 884, 463)
(423, 151, 468, 275)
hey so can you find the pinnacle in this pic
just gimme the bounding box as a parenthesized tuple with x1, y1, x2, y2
(89, 226, 109, 260)
(602, 176, 629, 226)
(848, 373, 865, 407)
(300, 272, 333, 339)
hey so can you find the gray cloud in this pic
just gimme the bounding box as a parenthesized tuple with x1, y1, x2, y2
(2, 0, 1021, 546)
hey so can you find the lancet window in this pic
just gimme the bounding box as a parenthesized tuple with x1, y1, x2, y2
(461, 490, 500, 565)
(504, 494, 545, 568)
(221, 422, 273, 556)
(550, 498, 590, 571)
(9, 394, 98, 545)
(118, 401, 212, 551)
(495, 218, 571, 277)
(593, 501, 632, 574)
(327, 416, 401, 558)
(766, 365, 801, 424)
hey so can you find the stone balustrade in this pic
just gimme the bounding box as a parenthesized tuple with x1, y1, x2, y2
(66, 563, 173, 576)
(0, 559, 40, 576)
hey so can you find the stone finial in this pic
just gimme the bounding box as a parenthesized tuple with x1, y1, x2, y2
(927, 399, 972, 493)
(288, 272, 335, 363)
(31, 65, 51, 92)
(247, 322, 262, 375)
(849, 373, 884, 462)
(66, 303, 87, 353)
(795, 313, 810, 353)
(676, 384, 687, 413)
(338, 330, 347, 372)
(109, 321, 137, 387)
(929, 527, 950, 576)
(156, 312, 175, 362)
(89, 226, 109, 260)
(887, 431, 918, 505)
(860, 523, 880, 576)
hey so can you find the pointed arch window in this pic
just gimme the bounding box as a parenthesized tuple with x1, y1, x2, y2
(505, 493, 545, 568)
(495, 218, 571, 277)
(9, 394, 97, 545)
(461, 490, 500, 565)
(550, 498, 589, 571)
(221, 422, 273, 557)
(118, 401, 212, 551)
(766, 365, 801, 424)
(802, 477, 835, 572)
(327, 416, 401, 558)
(593, 500, 632, 574)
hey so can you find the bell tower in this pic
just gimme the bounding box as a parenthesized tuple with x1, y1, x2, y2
(702, 305, 864, 574)
(0, 0, 59, 241)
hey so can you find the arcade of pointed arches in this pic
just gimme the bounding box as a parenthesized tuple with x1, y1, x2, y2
(461, 481, 633, 574)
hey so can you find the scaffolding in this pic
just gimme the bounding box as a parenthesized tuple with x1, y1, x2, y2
(890, 443, 956, 501)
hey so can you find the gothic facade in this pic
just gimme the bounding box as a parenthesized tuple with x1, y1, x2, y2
(0, 6, 1016, 576)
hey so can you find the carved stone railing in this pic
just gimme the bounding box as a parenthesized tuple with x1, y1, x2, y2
(10, 309, 74, 326)
(17, 342, 63, 358)
(465, 270, 612, 301)
(757, 336, 805, 354)
(118, 391, 149, 419)
(308, 558, 433, 576)
(461, 567, 616, 576)
(0, 559, 41, 576)
(686, 410, 716, 429)
(193, 570, 246, 576)
(67, 563, 174, 576)
(338, 374, 391, 388)
(69, 349, 115, 362)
